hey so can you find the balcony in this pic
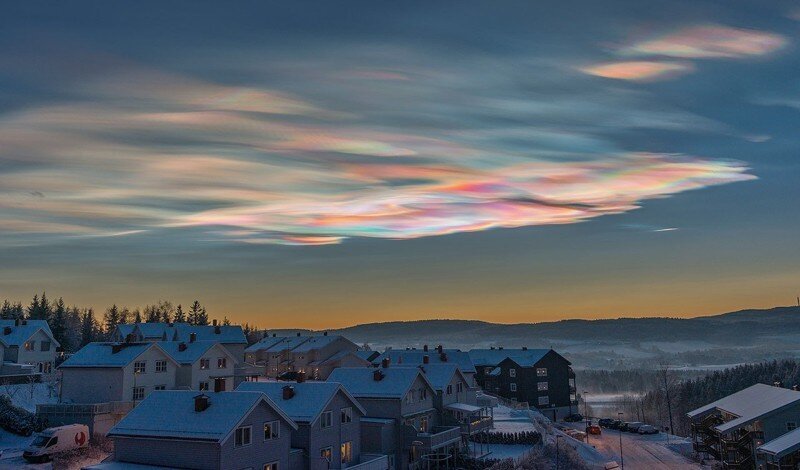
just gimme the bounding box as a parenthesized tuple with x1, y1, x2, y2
(461, 415, 493, 435)
(405, 425, 462, 451)
(344, 454, 389, 470)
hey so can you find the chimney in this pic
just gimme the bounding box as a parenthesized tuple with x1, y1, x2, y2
(373, 369, 385, 381)
(168, 322, 173, 327)
(490, 346, 495, 350)
(190, 333, 197, 343)
(212, 319, 218, 326)
(522, 346, 528, 351)
(214, 325, 221, 334)
(423, 344, 428, 352)
(423, 355, 429, 364)
(273, 333, 277, 337)
(125, 333, 135, 343)
(323, 331, 328, 336)
(440, 352, 448, 362)
(178, 342, 187, 352)
(282, 385, 295, 400)
(14, 318, 20, 327)
(296, 373, 306, 384)
(296, 332, 301, 337)
(194, 394, 210, 412)
(21, 319, 27, 325)
(381, 357, 390, 368)
(498, 347, 504, 350)
(437, 345, 443, 353)
(3, 327, 11, 335)
(112, 344, 124, 354)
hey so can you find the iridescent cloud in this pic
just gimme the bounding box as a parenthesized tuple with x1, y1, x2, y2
(0, 60, 756, 246)
(623, 25, 787, 59)
(580, 61, 693, 81)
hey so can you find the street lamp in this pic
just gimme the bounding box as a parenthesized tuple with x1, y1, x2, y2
(584, 390, 590, 444)
(618, 411, 624, 470)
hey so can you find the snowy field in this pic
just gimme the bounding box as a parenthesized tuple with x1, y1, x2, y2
(0, 382, 59, 413)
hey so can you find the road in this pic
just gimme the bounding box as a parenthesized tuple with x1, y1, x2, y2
(568, 424, 702, 470)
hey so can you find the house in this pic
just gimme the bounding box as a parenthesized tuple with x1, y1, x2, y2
(375, 346, 477, 386)
(0, 319, 59, 374)
(159, 340, 236, 392)
(414, 364, 493, 440)
(688, 383, 800, 468)
(237, 381, 387, 470)
(469, 348, 577, 420)
(101, 390, 298, 470)
(245, 333, 366, 380)
(111, 321, 247, 363)
(328, 362, 461, 470)
(58, 342, 179, 403)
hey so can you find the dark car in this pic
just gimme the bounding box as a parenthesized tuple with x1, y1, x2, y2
(598, 418, 615, 428)
(619, 422, 633, 432)
(608, 420, 623, 429)
(564, 413, 584, 422)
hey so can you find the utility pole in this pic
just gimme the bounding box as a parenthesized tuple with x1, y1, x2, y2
(618, 411, 624, 470)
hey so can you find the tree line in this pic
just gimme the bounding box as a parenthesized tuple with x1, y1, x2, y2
(1, 293, 263, 353)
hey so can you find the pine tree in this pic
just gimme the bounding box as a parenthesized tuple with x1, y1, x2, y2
(38, 292, 51, 322)
(103, 305, 121, 335)
(119, 307, 131, 324)
(133, 309, 142, 323)
(188, 301, 204, 325)
(51, 297, 68, 351)
(0, 300, 12, 319)
(27, 294, 39, 320)
(143, 304, 159, 323)
(222, 316, 231, 326)
(174, 304, 186, 323)
(196, 307, 209, 326)
(80, 308, 98, 347)
(65, 307, 82, 353)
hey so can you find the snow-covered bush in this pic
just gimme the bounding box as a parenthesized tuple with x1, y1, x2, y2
(0, 394, 47, 436)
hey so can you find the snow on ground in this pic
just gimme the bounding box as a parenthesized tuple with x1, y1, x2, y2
(0, 429, 48, 470)
(0, 382, 58, 413)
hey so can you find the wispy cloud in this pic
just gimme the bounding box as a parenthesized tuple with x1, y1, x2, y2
(580, 61, 693, 81)
(622, 25, 787, 59)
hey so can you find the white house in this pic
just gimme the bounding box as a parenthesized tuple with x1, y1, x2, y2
(0, 319, 59, 374)
(159, 340, 236, 392)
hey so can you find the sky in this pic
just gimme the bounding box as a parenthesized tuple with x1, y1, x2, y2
(1, 1, 799, 328)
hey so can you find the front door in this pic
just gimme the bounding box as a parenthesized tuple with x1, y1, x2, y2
(214, 377, 226, 392)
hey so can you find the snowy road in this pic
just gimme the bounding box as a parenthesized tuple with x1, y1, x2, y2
(577, 426, 701, 470)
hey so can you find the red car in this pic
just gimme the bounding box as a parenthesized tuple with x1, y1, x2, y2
(586, 425, 602, 435)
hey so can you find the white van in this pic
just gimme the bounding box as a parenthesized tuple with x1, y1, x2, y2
(23, 424, 90, 462)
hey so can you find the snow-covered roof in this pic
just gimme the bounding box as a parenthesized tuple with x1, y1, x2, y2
(158, 341, 231, 365)
(84, 462, 180, 470)
(468, 348, 553, 368)
(316, 350, 369, 367)
(415, 364, 468, 391)
(327, 366, 435, 399)
(376, 349, 476, 374)
(114, 324, 137, 338)
(446, 403, 483, 413)
(236, 381, 365, 424)
(172, 323, 246, 344)
(135, 323, 172, 339)
(108, 390, 297, 442)
(354, 350, 380, 362)
(758, 427, 800, 457)
(686, 384, 800, 433)
(245, 334, 354, 353)
(245, 336, 286, 353)
(260, 336, 312, 353)
(59, 342, 171, 368)
(361, 417, 393, 424)
(0, 320, 59, 348)
(290, 335, 350, 352)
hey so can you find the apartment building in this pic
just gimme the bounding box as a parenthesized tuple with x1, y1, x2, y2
(374, 346, 477, 386)
(111, 321, 247, 363)
(245, 333, 367, 380)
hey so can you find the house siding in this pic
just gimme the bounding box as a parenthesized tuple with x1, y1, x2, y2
(61, 368, 125, 403)
(15, 330, 57, 370)
(120, 348, 177, 402)
(219, 401, 293, 470)
(301, 392, 363, 470)
(115, 437, 221, 469)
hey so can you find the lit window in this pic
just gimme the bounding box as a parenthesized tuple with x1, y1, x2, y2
(24, 341, 35, 351)
(538, 382, 548, 391)
(134, 361, 146, 374)
(218, 357, 227, 368)
(155, 360, 167, 373)
(235, 426, 252, 447)
(321, 411, 332, 428)
(263, 463, 278, 470)
(341, 407, 352, 423)
(264, 420, 280, 440)
(536, 368, 548, 377)
(341, 441, 352, 464)
(132, 387, 145, 400)
(510, 383, 517, 392)
(509, 368, 516, 377)
(321, 447, 332, 461)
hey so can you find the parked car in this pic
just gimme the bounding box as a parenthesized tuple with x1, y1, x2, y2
(564, 413, 584, 422)
(598, 418, 615, 428)
(618, 422, 632, 432)
(626, 422, 646, 433)
(586, 424, 602, 435)
(23, 424, 89, 463)
(638, 425, 659, 435)
(608, 420, 623, 429)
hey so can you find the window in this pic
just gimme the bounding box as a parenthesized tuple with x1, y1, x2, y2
(134, 361, 146, 374)
(155, 360, 167, 373)
(235, 426, 252, 447)
(569, 378, 576, 387)
(419, 387, 427, 400)
(41, 341, 51, 352)
(538, 382, 548, 391)
(405, 391, 414, 405)
(154, 385, 166, 391)
(446, 384, 453, 395)
(510, 383, 517, 392)
(341, 407, 352, 423)
(24, 341, 34, 351)
(570, 394, 577, 402)
(46, 437, 58, 448)
(485, 366, 493, 374)
(263, 463, 278, 470)
(321, 411, 332, 428)
(200, 358, 210, 370)
(132, 386, 145, 400)
(536, 368, 548, 377)
(341, 441, 352, 464)
(789, 422, 798, 431)
(199, 381, 209, 391)
(420, 416, 429, 433)
(509, 368, 516, 377)
(264, 420, 279, 440)
(218, 357, 227, 369)
(538, 396, 549, 406)
(456, 383, 463, 393)
(321, 447, 332, 462)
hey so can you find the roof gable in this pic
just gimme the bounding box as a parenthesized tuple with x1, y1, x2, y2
(468, 348, 555, 367)
(328, 367, 435, 399)
(236, 381, 365, 424)
(376, 349, 476, 374)
(0, 320, 59, 348)
(59, 342, 179, 368)
(158, 341, 234, 365)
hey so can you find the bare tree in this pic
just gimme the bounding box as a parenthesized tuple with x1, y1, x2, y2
(657, 362, 677, 434)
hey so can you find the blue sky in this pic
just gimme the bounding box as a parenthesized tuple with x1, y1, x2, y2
(1, 1, 798, 326)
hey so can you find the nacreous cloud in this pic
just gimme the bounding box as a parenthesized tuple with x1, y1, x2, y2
(623, 25, 786, 59)
(580, 61, 693, 81)
(0, 60, 756, 246)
